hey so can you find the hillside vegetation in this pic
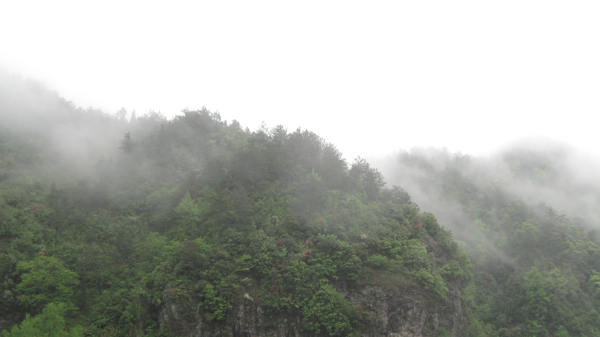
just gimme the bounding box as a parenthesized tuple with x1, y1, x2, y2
(376, 147, 600, 336)
(0, 73, 470, 336)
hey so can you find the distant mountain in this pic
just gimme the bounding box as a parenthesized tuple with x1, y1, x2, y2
(374, 145, 600, 336)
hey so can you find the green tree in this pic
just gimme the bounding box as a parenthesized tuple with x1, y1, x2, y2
(174, 191, 202, 237)
(118, 132, 136, 153)
(1, 302, 82, 337)
(16, 256, 79, 313)
(291, 170, 327, 219)
(349, 157, 385, 201)
(201, 283, 233, 322)
(523, 267, 553, 323)
(590, 271, 600, 296)
(302, 283, 364, 336)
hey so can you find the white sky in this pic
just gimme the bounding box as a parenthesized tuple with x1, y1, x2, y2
(1, 1, 599, 161)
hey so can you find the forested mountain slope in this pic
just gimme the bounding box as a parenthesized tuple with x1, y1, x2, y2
(375, 147, 600, 336)
(0, 73, 471, 336)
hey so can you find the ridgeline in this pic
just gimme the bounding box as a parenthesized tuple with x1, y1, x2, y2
(0, 73, 470, 336)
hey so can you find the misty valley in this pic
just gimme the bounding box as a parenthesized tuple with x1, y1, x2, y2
(2, 72, 600, 337)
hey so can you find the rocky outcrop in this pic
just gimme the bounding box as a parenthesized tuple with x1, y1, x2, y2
(159, 283, 468, 337)
(344, 285, 467, 337)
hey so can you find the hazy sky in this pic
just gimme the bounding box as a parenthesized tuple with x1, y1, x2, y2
(1, 1, 599, 161)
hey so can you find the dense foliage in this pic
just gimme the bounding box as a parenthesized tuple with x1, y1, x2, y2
(379, 147, 600, 336)
(0, 74, 469, 336)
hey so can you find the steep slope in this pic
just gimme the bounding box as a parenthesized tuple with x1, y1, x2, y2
(376, 147, 600, 336)
(0, 73, 471, 336)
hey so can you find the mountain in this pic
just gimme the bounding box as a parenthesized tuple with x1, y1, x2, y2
(0, 71, 470, 336)
(374, 146, 600, 336)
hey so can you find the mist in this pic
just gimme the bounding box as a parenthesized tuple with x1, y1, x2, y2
(2, 2, 600, 164)
(369, 140, 600, 254)
(4, 51, 600, 336)
(0, 69, 165, 183)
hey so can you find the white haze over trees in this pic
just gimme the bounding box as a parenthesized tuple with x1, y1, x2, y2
(371, 142, 600, 250)
(3, 4, 600, 333)
(1, 1, 599, 161)
(2, 0, 600, 259)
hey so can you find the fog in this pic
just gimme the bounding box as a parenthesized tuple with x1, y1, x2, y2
(368, 139, 600, 263)
(0, 70, 162, 182)
(3, 29, 600, 335)
(3, 64, 600, 249)
(1, 1, 599, 162)
(2, 1, 600, 255)
(3, 4, 600, 331)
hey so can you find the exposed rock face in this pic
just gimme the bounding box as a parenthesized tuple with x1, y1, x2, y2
(159, 283, 468, 337)
(159, 283, 183, 332)
(344, 285, 468, 337)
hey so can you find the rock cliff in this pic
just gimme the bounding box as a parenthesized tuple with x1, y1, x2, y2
(159, 282, 468, 337)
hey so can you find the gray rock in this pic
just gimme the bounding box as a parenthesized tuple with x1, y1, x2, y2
(159, 282, 468, 336)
